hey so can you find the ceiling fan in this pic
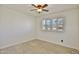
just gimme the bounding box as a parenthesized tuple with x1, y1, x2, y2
(31, 4, 49, 13)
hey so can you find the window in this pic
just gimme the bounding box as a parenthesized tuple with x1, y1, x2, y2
(57, 17, 64, 31)
(46, 19, 52, 30)
(41, 17, 64, 32)
(52, 18, 57, 31)
(41, 19, 52, 31)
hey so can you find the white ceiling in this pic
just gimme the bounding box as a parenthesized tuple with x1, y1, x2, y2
(1, 4, 79, 17)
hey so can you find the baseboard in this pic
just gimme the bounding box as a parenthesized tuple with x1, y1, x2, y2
(37, 39, 79, 51)
(0, 39, 34, 49)
(0, 38, 79, 52)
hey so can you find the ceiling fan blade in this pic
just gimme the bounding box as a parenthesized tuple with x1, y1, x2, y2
(32, 4, 37, 8)
(30, 9, 36, 11)
(42, 4, 48, 8)
(43, 9, 49, 12)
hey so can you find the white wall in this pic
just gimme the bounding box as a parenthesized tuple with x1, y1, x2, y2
(0, 6, 79, 50)
(36, 8, 79, 50)
(0, 6, 36, 48)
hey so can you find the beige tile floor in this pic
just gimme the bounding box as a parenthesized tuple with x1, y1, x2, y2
(0, 39, 79, 54)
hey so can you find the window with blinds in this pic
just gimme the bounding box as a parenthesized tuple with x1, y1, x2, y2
(41, 17, 64, 32)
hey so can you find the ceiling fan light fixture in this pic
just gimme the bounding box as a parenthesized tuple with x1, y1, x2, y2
(31, 4, 48, 13)
(37, 9, 42, 12)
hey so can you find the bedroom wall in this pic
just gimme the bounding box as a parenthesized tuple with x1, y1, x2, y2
(0, 5, 79, 50)
(36, 8, 79, 50)
(0, 6, 36, 49)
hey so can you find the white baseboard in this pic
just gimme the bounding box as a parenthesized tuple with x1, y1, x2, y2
(0, 38, 79, 51)
(0, 39, 34, 49)
(37, 39, 79, 51)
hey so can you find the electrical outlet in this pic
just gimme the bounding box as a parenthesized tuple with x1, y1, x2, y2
(61, 40, 63, 43)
